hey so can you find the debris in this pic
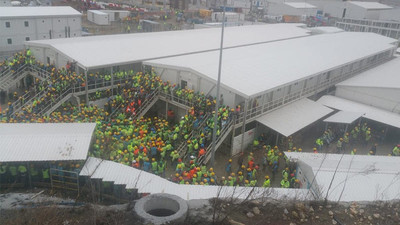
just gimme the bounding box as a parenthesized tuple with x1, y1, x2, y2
(373, 213, 380, 219)
(252, 207, 260, 215)
(228, 218, 245, 225)
(329, 211, 334, 216)
(246, 212, 254, 218)
(291, 211, 299, 218)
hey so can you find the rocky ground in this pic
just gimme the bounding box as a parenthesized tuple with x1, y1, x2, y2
(1, 192, 399, 225)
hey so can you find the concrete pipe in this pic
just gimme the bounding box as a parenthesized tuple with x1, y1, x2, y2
(134, 193, 188, 225)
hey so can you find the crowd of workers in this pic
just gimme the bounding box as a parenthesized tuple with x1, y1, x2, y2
(2, 51, 398, 190)
(0, 161, 82, 188)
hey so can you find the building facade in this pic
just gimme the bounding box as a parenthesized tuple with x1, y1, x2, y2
(0, 7, 81, 54)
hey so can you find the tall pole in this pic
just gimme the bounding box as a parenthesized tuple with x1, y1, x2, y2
(84, 69, 89, 106)
(210, 1, 226, 167)
(111, 67, 114, 96)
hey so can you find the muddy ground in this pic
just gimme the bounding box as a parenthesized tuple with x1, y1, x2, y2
(1, 192, 400, 225)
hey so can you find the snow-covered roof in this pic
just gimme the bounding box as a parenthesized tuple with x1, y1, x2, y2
(0, 6, 81, 18)
(349, 1, 392, 10)
(256, 98, 333, 137)
(285, 2, 317, 9)
(323, 111, 364, 124)
(285, 152, 400, 201)
(317, 95, 400, 129)
(81, 157, 312, 201)
(25, 24, 310, 69)
(0, 123, 96, 162)
(145, 32, 397, 98)
(336, 57, 400, 89)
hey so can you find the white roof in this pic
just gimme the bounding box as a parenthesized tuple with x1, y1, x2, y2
(256, 98, 333, 137)
(285, 152, 400, 201)
(318, 95, 400, 129)
(336, 57, 400, 89)
(0, 123, 96, 162)
(145, 32, 396, 98)
(0, 6, 81, 18)
(349, 1, 392, 10)
(88, 10, 108, 15)
(285, 2, 317, 9)
(26, 24, 310, 69)
(81, 157, 312, 201)
(323, 111, 364, 124)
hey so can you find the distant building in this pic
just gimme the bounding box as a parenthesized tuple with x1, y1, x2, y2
(0, 6, 81, 54)
(87, 10, 130, 25)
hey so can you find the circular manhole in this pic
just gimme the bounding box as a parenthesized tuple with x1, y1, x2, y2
(134, 193, 188, 225)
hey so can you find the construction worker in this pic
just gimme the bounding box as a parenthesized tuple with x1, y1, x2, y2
(351, 148, 357, 155)
(336, 138, 343, 153)
(365, 128, 372, 146)
(225, 159, 232, 175)
(244, 179, 251, 187)
(282, 168, 289, 180)
(392, 144, 400, 156)
(42, 167, 50, 182)
(221, 176, 227, 186)
(9, 164, 17, 183)
(228, 176, 234, 186)
(316, 138, 323, 151)
(151, 158, 158, 174)
(263, 175, 270, 187)
(343, 133, 349, 150)
(0, 163, 7, 186)
(313, 147, 318, 153)
(18, 164, 27, 186)
(281, 178, 290, 188)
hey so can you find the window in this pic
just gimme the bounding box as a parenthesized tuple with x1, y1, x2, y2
(5, 21, 10, 28)
(24, 21, 29, 27)
(42, 20, 45, 23)
(58, 19, 60, 22)
(25, 37, 30, 41)
(7, 38, 12, 44)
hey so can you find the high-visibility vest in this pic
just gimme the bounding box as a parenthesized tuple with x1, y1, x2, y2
(18, 165, 27, 173)
(42, 169, 49, 179)
(9, 166, 17, 176)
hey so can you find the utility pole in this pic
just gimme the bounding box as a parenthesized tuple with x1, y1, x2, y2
(210, 0, 226, 167)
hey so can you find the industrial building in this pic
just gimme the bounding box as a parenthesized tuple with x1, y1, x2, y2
(266, 1, 393, 21)
(22, 25, 399, 160)
(285, 152, 400, 201)
(143, 32, 398, 157)
(0, 6, 82, 54)
(24, 23, 310, 69)
(335, 57, 400, 114)
(267, 2, 318, 17)
(87, 10, 130, 25)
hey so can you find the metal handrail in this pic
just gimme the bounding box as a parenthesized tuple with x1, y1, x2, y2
(130, 87, 160, 121)
(178, 112, 212, 158)
(198, 118, 234, 165)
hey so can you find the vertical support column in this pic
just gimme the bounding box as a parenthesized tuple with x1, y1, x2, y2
(111, 67, 114, 96)
(27, 162, 32, 189)
(166, 101, 168, 119)
(230, 115, 236, 156)
(275, 133, 279, 147)
(240, 99, 248, 153)
(85, 69, 89, 106)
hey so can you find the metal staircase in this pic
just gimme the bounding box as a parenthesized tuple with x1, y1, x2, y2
(176, 113, 211, 158)
(0, 64, 50, 91)
(199, 119, 234, 165)
(130, 87, 161, 121)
